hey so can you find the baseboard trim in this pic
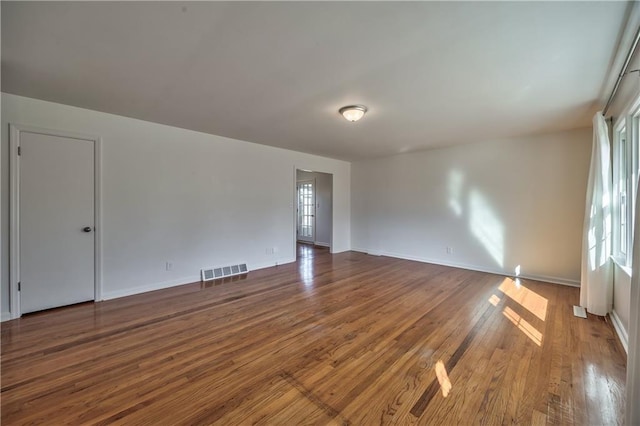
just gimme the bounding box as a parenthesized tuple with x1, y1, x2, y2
(610, 309, 629, 354)
(101, 258, 298, 301)
(329, 245, 350, 254)
(352, 246, 382, 256)
(351, 248, 580, 287)
(250, 258, 296, 271)
(102, 275, 201, 300)
(314, 242, 330, 248)
(1, 312, 13, 322)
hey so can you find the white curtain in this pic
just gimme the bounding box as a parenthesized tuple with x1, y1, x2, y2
(627, 175, 640, 425)
(580, 112, 612, 316)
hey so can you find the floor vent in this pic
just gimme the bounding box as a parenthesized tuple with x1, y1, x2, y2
(573, 305, 587, 319)
(201, 263, 248, 281)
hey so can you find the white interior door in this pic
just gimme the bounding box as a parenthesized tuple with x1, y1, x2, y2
(19, 131, 95, 314)
(297, 180, 315, 243)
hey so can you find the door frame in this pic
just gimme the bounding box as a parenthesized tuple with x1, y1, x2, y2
(9, 124, 103, 319)
(292, 167, 334, 256)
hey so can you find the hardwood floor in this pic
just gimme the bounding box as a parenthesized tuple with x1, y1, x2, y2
(1, 245, 627, 425)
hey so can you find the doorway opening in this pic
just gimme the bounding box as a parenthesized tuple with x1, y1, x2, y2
(295, 169, 333, 260)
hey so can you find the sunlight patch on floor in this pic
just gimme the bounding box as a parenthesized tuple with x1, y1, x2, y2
(498, 278, 547, 321)
(435, 360, 452, 397)
(503, 306, 543, 346)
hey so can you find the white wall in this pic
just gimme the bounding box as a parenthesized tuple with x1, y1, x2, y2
(352, 128, 591, 284)
(297, 170, 333, 247)
(1, 93, 350, 318)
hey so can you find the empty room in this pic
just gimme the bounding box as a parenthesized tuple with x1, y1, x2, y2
(1, 1, 640, 425)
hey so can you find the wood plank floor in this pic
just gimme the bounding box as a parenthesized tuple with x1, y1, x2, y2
(1, 245, 627, 425)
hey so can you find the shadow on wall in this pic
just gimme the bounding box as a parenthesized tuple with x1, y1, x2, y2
(448, 169, 507, 270)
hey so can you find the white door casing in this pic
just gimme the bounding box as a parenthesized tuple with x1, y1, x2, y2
(9, 125, 102, 317)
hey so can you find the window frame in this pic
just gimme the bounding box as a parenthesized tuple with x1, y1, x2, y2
(612, 101, 640, 268)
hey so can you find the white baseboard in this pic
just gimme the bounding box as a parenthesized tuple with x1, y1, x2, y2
(250, 258, 296, 271)
(1, 312, 13, 322)
(350, 247, 580, 287)
(352, 246, 382, 256)
(102, 275, 201, 300)
(610, 309, 629, 354)
(314, 241, 330, 248)
(101, 258, 298, 302)
(516, 271, 580, 287)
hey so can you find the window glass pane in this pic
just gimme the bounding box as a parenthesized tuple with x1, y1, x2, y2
(615, 108, 640, 267)
(632, 116, 640, 245)
(615, 125, 628, 261)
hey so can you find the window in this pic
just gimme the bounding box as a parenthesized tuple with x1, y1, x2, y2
(613, 110, 640, 267)
(615, 126, 627, 258)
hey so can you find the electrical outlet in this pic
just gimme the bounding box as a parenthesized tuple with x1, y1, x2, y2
(166, 261, 173, 271)
(446, 247, 453, 255)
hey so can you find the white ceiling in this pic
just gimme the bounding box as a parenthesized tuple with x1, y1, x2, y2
(1, 2, 630, 161)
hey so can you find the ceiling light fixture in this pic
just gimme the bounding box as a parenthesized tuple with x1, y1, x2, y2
(339, 105, 368, 122)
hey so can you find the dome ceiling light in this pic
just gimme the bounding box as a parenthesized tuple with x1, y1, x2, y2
(339, 105, 368, 122)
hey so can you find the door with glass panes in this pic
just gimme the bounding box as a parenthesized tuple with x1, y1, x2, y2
(297, 180, 315, 243)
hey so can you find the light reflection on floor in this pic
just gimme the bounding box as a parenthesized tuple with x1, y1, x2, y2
(584, 362, 619, 421)
(488, 294, 501, 306)
(297, 243, 325, 287)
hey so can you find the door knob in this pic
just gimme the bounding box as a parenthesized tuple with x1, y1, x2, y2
(83, 227, 93, 233)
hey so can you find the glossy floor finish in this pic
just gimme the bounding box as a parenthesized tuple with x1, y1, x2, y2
(2, 245, 627, 425)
